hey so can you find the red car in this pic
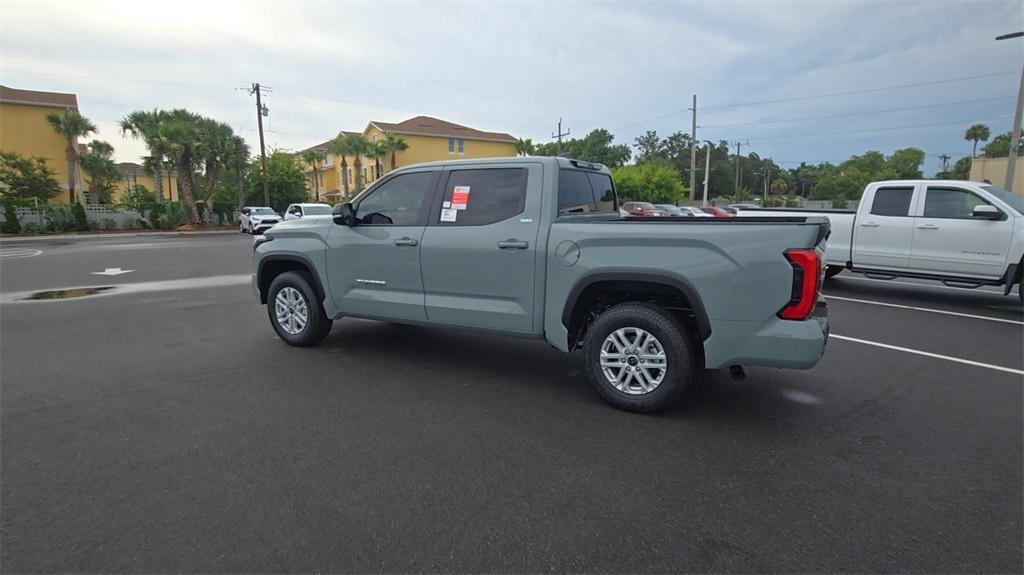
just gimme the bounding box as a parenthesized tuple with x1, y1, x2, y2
(699, 206, 735, 218)
(621, 202, 667, 217)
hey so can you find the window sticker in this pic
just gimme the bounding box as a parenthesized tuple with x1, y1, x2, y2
(442, 201, 451, 208)
(440, 208, 458, 222)
(451, 186, 470, 210)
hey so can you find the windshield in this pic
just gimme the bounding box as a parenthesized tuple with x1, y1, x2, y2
(251, 208, 275, 215)
(303, 205, 332, 215)
(981, 185, 1023, 215)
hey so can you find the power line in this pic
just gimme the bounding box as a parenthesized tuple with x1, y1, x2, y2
(0, 68, 234, 90)
(701, 96, 1015, 129)
(742, 116, 1012, 142)
(612, 70, 1017, 130)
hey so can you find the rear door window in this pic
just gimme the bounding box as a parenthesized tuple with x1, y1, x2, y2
(869, 187, 914, 217)
(558, 169, 617, 215)
(436, 168, 527, 226)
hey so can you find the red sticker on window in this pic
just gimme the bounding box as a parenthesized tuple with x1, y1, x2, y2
(451, 186, 470, 209)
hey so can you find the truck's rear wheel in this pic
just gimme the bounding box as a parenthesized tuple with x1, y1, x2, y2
(267, 271, 332, 346)
(583, 302, 695, 412)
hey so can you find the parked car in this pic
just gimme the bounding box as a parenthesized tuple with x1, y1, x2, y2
(655, 205, 712, 217)
(622, 202, 667, 217)
(700, 206, 734, 218)
(729, 203, 760, 210)
(253, 156, 830, 412)
(736, 180, 1024, 301)
(283, 203, 333, 221)
(239, 206, 280, 234)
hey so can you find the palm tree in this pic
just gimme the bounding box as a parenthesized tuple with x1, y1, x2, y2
(965, 123, 991, 157)
(368, 141, 387, 184)
(382, 133, 408, 171)
(46, 108, 97, 203)
(121, 110, 167, 201)
(299, 148, 326, 201)
(196, 119, 235, 206)
(515, 138, 535, 156)
(342, 134, 372, 193)
(328, 134, 355, 199)
(156, 109, 203, 224)
(78, 140, 120, 203)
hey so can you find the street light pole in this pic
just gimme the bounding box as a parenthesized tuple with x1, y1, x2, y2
(996, 31, 1023, 192)
(702, 140, 713, 207)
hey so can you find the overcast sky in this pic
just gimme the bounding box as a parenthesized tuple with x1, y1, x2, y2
(2, 0, 1021, 175)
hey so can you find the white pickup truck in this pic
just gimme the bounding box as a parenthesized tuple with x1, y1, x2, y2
(739, 180, 1024, 301)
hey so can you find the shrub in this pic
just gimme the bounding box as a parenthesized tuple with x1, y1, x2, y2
(22, 222, 44, 235)
(102, 218, 117, 230)
(71, 202, 88, 231)
(1, 200, 21, 234)
(44, 204, 75, 232)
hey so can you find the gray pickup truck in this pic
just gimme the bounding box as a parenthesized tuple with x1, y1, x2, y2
(252, 157, 829, 411)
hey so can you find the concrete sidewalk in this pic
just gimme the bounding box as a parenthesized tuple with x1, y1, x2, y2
(0, 229, 239, 243)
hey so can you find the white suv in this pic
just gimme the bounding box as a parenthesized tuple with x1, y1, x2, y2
(239, 207, 280, 234)
(283, 203, 333, 220)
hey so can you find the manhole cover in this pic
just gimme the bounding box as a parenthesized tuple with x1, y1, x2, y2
(24, 286, 115, 300)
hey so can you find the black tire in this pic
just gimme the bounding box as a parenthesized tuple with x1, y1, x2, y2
(583, 302, 695, 413)
(266, 271, 332, 346)
(240, 223, 247, 234)
(825, 265, 844, 279)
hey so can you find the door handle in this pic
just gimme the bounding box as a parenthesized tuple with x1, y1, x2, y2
(497, 239, 529, 250)
(393, 237, 419, 247)
(860, 221, 880, 228)
(916, 224, 939, 230)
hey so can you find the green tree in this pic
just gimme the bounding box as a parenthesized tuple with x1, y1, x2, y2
(121, 110, 169, 202)
(245, 151, 307, 213)
(328, 134, 356, 199)
(195, 118, 236, 206)
(882, 147, 925, 179)
(611, 161, 687, 204)
(345, 134, 372, 193)
(633, 130, 664, 163)
(45, 108, 97, 203)
(950, 156, 972, 179)
(382, 133, 409, 170)
(119, 184, 155, 213)
(299, 148, 326, 202)
(982, 131, 1024, 158)
(1, 199, 21, 234)
(535, 128, 632, 167)
(770, 179, 788, 195)
(224, 135, 250, 210)
(368, 141, 387, 186)
(965, 123, 991, 157)
(77, 141, 121, 203)
(514, 138, 535, 156)
(0, 151, 61, 200)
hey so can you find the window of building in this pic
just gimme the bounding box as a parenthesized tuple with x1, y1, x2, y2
(923, 187, 994, 219)
(457, 138, 464, 154)
(448, 138, 455, 154)
(437, 168, 527, 226)
(323, 153, 332, 167)
(355, 171, 435, 226)
(869, 187, 914, 217)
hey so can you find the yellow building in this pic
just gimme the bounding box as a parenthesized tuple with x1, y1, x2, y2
(112, 162, 179, 203)
(300, 116, 517, 202)
(0, 84, 82, 203)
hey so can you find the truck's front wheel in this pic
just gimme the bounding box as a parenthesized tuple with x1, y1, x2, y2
(267, 271, 333, 346)
(583, 303, 695, 412)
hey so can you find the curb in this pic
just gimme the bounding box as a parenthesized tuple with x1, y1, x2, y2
(0, 228, 237, 241)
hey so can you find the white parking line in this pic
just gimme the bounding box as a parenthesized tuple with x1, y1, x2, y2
(835, 272, 1003, 290)
(0, 274, 250, 304)
(825, 295, 1023, 325)
(0, 248, 42, 260)
(831, 334, 1024, 376)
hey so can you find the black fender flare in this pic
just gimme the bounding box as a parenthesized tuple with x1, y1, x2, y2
(257, 252, 326, 304)
(561, 268, 712, 341)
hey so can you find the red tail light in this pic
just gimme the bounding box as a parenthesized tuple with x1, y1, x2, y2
(778, 248, 822, 320)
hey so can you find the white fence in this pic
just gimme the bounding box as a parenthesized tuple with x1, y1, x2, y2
(1, 205, 242, 230)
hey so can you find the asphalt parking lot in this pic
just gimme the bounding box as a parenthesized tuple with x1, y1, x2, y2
(1, 233, 1021, 573)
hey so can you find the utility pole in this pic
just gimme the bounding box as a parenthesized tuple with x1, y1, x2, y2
(996, 32, 1023, 192)
(765, 165, 770, 203)
(689, 94, 697, 201)
(250, 82, 271, 206)
(734, 141, 743, 196)
(938, 153, 951, 173)
(552, 118, 570, 156)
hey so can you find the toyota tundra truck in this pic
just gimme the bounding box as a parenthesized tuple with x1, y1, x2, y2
(252, 157, 830, 412)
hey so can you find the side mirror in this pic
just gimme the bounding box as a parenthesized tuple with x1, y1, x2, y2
(972, 204, 1002, 220)
(333, 202, 355, 226)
